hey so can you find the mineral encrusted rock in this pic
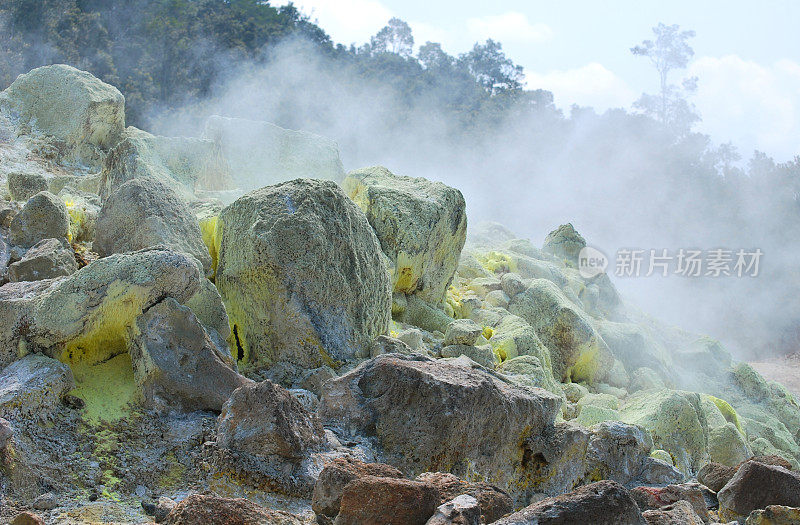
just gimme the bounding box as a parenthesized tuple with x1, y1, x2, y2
(0, 354, 74, 419)
(8, 238, 77, 282)
(9, 191, 70, 248)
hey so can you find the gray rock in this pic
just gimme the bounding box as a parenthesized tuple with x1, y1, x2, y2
(312, 457, 404, 519)
(641, 500, 705, 525)
(8, 238, 77, 282)
(216, 179, 391, 375)
(369, 335, 414, 358)
(320, 354, 561, 501)
(444, 319, 482, 347)
(0, 355, 74, 420)
(426, 495, 481, 525)
(9, 191, 70, 248)
(584, 422, 657, 486)
(95, 177, 212, 276)
(631, 483, 708, 522)
(32, 492, 57, 510)
(7, 172, 47, 202)
(485, 289, 510, 309)
(0, 417, 12, 450)
(500, 272, 526, 298)
(718, 460, 800, 521)
(129, 297, 251, 412)
(542, 223, 586, 266)
(440, 344, 497, 369)
(343, 166, 467, 306)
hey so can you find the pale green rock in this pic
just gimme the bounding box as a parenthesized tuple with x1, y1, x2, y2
(561, 382, 589, 404)
(497, 355, 562, 399)
(576, 405, 620, 427)
(542, 223, 586, 266)
(487, 313, 550, 367)
(708, 422, 751, 466)
(9, 191, 70, 248)
(650, 449, 674, 465)
(630, 367, 666, 392)
(440, 344, 497, 369)
(578, 393, 620, 411)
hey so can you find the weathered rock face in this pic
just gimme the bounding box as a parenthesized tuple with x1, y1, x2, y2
(641, 500, 705, 525)
(95, 177, 212, 276)
(697, 455, 793, 493)
(343, 166, 467, 306)
(509, 279, 614, 384)
(216, 179, 391, 374)
(0, 355, 74, 420)
(9, 192, 70, 248)
(333, 475, 440, 525)
(203, 115, 344, 191)
(542, 223, 586, 266)
(744, 505, 800, 525)
(7, 172, 47, 202)
(630, 484, 709, 522)
(319, 354, 562, 500)
(312, 458, 404, 520)
(718, 460, 800, 520)
(493, 480, 646, 525)
(216, 379, 327, 494)
(426, 495, 481, 525)
(0, 64, 125, 167)
(164, 494, 303, 525)
(415, 472, 513, 524)
(129, 298, 250, 412)
(99, 126, 232, 200)
(8, 238, 77, 282)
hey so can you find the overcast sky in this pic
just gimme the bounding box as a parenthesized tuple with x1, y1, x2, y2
(275, 0, 800, 161)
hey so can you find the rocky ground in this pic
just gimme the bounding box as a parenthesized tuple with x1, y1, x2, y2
(0, 64, 799, 525)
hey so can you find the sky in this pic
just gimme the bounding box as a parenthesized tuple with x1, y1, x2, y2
(275, 0, 800, 161)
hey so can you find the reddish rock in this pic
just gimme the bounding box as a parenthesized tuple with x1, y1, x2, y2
(164, 494, 302, 525)
(10, 512, 45, 525)
(642, 500, 705, 525)
(416, 471, 513, 523)
(311, 457, 404, 519)
(631, 483, 709, 522)
(334, 475, 440, 525)
(698, 455, 793, 493)
(718, 460, 800, 520)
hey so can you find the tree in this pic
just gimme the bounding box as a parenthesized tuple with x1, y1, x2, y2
(459, 39, 523, 94)
(370, 17, 413, 57)
(418, 41, 453, 70)
(631, 23, 699, 132)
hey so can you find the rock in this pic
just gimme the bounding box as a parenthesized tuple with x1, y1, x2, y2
(0, 355, 74, 419)
(343, 166, 467, 306)
(487, 314, 551, 365)
(708, 422, 750, 467)
(164, 493, 303, 525)
(216, 379, 327, 494)
(444, 319, 482, 347)
(630, 367, 667, 392)
(7, 172, 47, 202)
(183, 277, 231, 352)
(542, 223, 586, 266)
(203, 115, 344, 191)
(500, 272, 526, 298)
(638, 457, 686, 486)
(584, 422, 657, 487)
(745, 505, 800, 525)
(9, 191, 70, 248)
(631, 484, 709, 522)
(641, 500, 705, 525)
(0, 417, 12, 450)
(416, 472, 513, 524)
(333, 475, 440, 525)
(0, 64, 125, 167)
(485, 289, 510, 308)
(95, 177, 212, 276)
(320, 354, 561, 500)
(596, 322, 673, 383)
(99, 126, 232, 200)
(59, 188, 100, 243)
(497, 355, 563, 399)
(312, 458, 404, 520)
(369, 335, 414, 358)
(426, 495, 481, 525)
(396, 328, 425, 353)
(143, 496, 178, 522)
(440, 344, 497, 369)
(525, 422, 591, 498)
(467, 276, 502, 298)
(0, 200, 21, 228)
(32, 492, 58, 510)
(509, 279, 614, 383)
(618, 390, 709, 475)
(129, 297, 250, 412)
(697, 462, 735, 493)
(8, 238, 77, 282)
(493, 480, 646, 525)
(10, 512, 45, 525)
(216, 179, 391, 374)
(718, 460, 800, 520)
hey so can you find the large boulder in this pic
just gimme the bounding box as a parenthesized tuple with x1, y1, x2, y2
(319, 354, 562, 500)
(99, 126, 231, 200)
(0, 64, 125, 167)
(718, 460, 800, 521)
(744, 505, 800, 525)
(7, 172, 47, 202)
(415, 472, 513, 524)
(542, 223, 586, 266)
(0, 354, 74, 420)
(95, 177, 212, 276)
(509, 279, 614, 383)
(641, 500, 705, 525)
(203, 115, 344, 191)
(164, 494, 302, 525)
(630, 484, 709, 522)
(216, 379, 327, 494)
(9, 191, 70, 248)
(493, 480, 646, 525)
(312, 458, 404, 520)
(343, 166, 467, 306)
(215, 179, 391, 374)
(8, 238, 77, 282)
(426, 495, 481, 525)
(333, 475, 440, 525)
(129, 298, 250, 412)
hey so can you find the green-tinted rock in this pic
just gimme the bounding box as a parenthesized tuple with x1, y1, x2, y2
(708, 422, 751, 466)
(542, 223, 586, 266)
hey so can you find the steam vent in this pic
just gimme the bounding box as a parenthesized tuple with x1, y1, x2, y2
(0, 60, 799, 524)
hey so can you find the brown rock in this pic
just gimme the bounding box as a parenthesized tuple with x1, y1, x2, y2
(492, 480, 646, 525)
(312, 457, 404, 519)
(164, 494, 302, 525)
(10, 512, 45, 525)
(334, 475, 440, 525)
(744, 505, 800, 524)
(415, 472, 513, 523)
(642, 500, 705, 525)
(718, 460, 800, 520)
(631, 484, 709, 522)
(697, 462, 736, 493)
